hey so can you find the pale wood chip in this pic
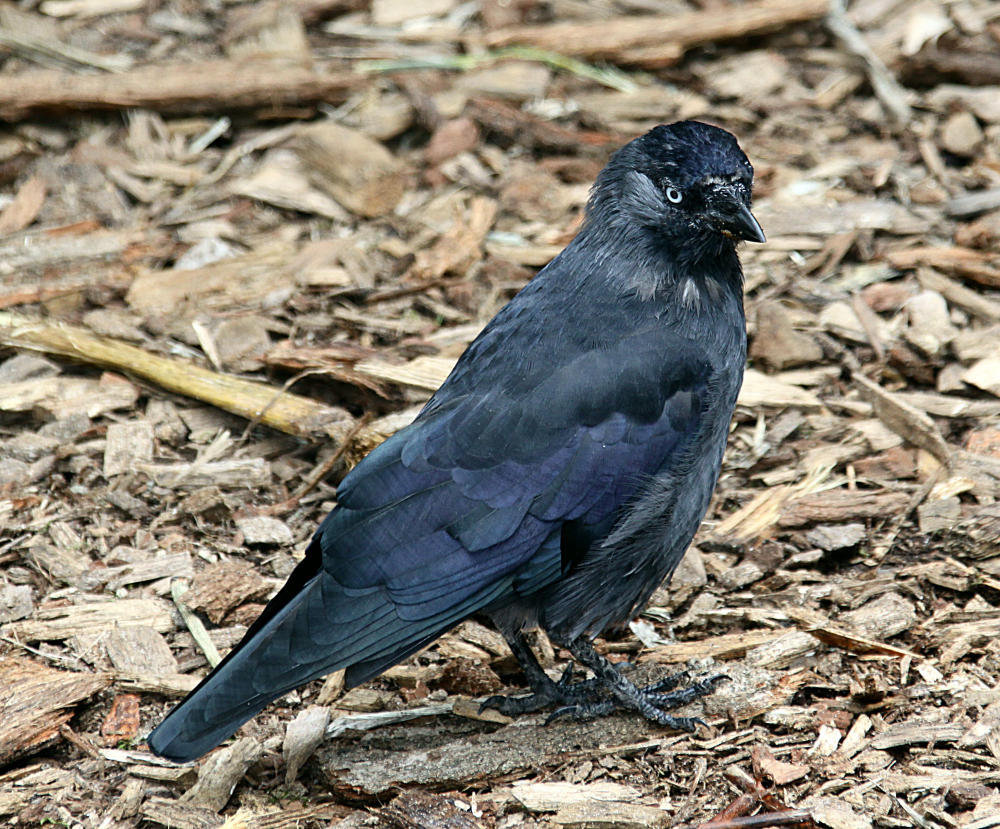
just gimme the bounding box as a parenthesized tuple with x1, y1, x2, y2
(4, 597, 173, 642)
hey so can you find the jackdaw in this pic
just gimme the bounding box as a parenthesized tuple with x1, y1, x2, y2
(148, 120, 765, 762)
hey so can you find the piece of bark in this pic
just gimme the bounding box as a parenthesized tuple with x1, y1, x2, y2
(778, 490, 911, 527)
(483, 0, 830, 67)
(940, 503, 1000, 559)
(211, 316, 271, 371)
(103, 420, 154, 477)
(0, 373, 139, 420)
(407, 196, 498, 281)
(138, 459, 272, 490)
(140, 796, 224, 829)
(28, 541, 89, 586)
(941, 111, 985, 157)
(800, 797, 872, 829)
(232, 149, 350, 222)
(639, 630, 786, 665)
(738, 368, 824, 409)
(752, 744, 809, 785)
(750, 301, 823, 370)
(841, 593, 916, 640)
(553, 800, 669, 827)
(825, 0, 912, 125)
(805, 626, 918, 660)
(0, 582, 33, 623)
(293, 122, 408, 218)
(0, 656, 111, 764)
(0, 225, 162, 273)
(4, 597, 173, 642)
(284, 706, 330, 785)
(718, 559, 766, 590)
(100, 693, 141, 745)
(438, 658, 502, 696)
(805, 523, 866, 551)
(185, 559, 270, 624)
(354, 355, 457, 392)
(315, 670, 346, 707)
(756, 199, 931, 237)
(956, 211, 1000, 250)
(456, 61, 551, 101)
(116, 673, 199, 696)
(898, 390, 1000, 419)
(963, 357, 1000, 397)
(0, 58, 357, 121)
(954, 324, 1000, 361)
(871, 722, 964, 750)
(181, 737, 263, 811)
(946, 187, 1000, 219)
(224, 1, 310, 62)
(104, 626, 179, 677)
(903, 43, 1000, 87)
(744, 631, 819, 670)
(918, 497, 962, 533)
(380, 791, 482, 829)
(320, 711, 681, 797)
(928, 85, 1000, 125)
(100, 552, 195, 591)
(35, 0, 144, 19)
(106, 777, 145, 823)
(236, 515, 293, 546)
(127, 242, 296, 318)
(425, 117, 480, 166)
(466, 96, 619, 154)
(511, 779, 643, 811)
(852, 372, 951, 466)
(916, 268, 1000, 322)
(0, 175, 46, 234)
(952, 448, 1000, 501)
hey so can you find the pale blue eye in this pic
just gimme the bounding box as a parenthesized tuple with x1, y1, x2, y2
(665, 187, 683, 204)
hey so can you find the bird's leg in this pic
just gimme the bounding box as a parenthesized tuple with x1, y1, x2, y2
(544, 636, 727, 731)
(479, 631, 618, 716)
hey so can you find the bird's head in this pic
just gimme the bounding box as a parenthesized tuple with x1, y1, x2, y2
(590, 120, 765, 247)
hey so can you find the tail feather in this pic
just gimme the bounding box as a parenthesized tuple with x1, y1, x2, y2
(146, 555, 512, 762)
(148, 570, 340, 761)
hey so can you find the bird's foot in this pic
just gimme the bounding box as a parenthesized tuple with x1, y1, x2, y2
(546, 672, 728, 731)
(478, 661, 633, 716)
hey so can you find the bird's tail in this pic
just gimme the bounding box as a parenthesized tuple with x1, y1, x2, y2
(147, 550, 333, 761)
(147, 544, 506, 762)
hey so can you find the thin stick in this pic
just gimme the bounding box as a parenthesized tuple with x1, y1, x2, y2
(825, 0, 912, 126)
(171, 580, 222, 669)
(293, 412, 372, 499)
(264, 412, 373, 515)
(482, 0, 830, 66)
(696, 810, 817, 829)
(0, 311, 354, 443)
(0, 57, 357, 120)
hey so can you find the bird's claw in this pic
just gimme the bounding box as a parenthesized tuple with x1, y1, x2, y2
(480, 660, 637, 716)
(478, 692, 548, 716)
(543, 672, 728, 730)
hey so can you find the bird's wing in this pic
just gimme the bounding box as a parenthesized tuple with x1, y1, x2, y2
(322, 323, 714, 653)
(146, 324, 714, 761)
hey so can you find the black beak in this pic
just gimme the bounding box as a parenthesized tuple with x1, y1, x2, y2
(709, 189, 766, 243)
(727, 201, 766, 243)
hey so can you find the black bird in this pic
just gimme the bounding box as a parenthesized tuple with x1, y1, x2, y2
(148, 120, 764, 762)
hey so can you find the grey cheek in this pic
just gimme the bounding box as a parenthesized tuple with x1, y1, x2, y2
(621, 171, 667, 225)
